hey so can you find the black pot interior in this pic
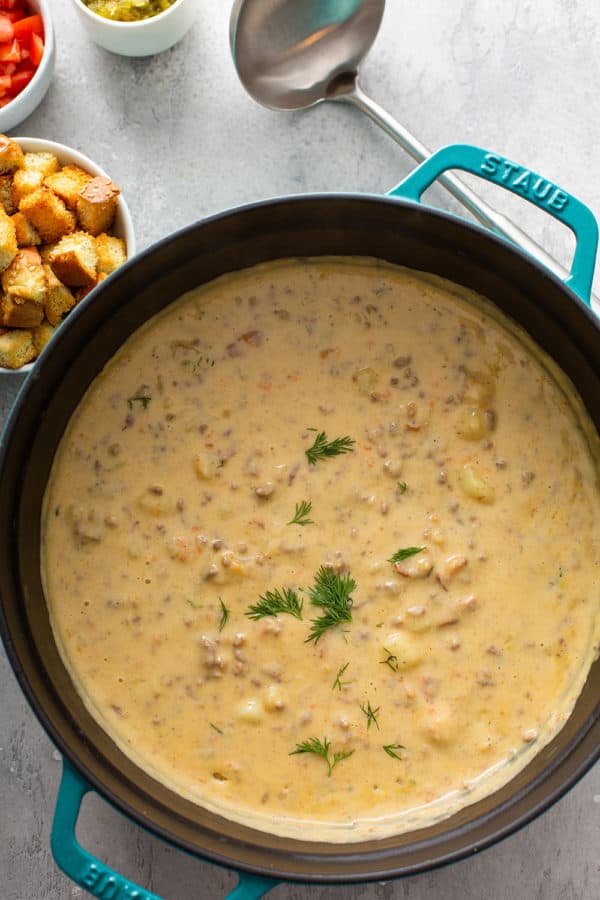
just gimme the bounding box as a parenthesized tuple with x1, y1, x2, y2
(0, 196, 598, 884)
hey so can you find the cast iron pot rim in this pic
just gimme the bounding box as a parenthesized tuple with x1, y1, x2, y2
(1, 191, 599, 886)
(12, 189, 600, 350)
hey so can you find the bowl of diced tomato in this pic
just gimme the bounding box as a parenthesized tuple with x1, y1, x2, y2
(0, 0, 54, 131)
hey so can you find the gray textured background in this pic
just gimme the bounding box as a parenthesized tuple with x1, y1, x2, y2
(0, 1, 599, 898)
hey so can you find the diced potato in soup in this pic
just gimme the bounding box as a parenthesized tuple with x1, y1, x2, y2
(41, 258, 600, 842)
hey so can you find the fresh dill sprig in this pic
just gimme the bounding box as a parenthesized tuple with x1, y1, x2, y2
(185, 597, 202, 610)
(194, 355, 215, 371)
(181, 355, 215, 371)
(383, 743, 405, 759)
(287, 499, 314, 526)
(305, 430, 355, 465)
(210, 722, 224, 735)
(380, 648, 399, 672)
(127, 395, 151, 410)
(332, 661, 351, 691)
(305, 566, 356, 644)
(360, 700, 380, 730)
(289, 736, 354, 777)
(217, 597, 229, 631)
(246, 587, 303, 621)
(388, 546, 424, 564)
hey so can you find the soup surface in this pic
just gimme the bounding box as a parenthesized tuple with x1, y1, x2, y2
(42, 258, 600, 841)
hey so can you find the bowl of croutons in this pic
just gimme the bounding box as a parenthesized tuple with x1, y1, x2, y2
(0, 134, 134, 371)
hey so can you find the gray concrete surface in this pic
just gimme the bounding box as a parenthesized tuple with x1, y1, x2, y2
(1, 1, 599, 898)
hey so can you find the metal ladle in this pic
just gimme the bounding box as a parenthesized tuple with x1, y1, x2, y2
(230, 0, 578, 285)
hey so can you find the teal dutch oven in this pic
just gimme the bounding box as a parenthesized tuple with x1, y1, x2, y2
(0, 145, 598, 899)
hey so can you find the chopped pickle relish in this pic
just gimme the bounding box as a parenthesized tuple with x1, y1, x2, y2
(83, 0, 176, 22)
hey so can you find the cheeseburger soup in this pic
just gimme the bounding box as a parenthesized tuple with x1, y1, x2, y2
(42, 258, 600, 841)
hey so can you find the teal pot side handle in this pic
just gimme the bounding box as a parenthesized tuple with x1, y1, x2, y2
(51, 759, 279, 900)
(388, 143, 599, 307)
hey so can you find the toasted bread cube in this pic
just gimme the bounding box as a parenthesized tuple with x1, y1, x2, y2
(19, 187, 76, 243)
(13, 152, 61, 205)
(32, 319, 56, 353)
(22, 152, 60, 177)
(48, 232, 98, 287)
(76, 176, 119, 236)
(39, 241, 58, 264)
(0, 293, 44, 328)
(43, 264, 76, 326)
(13, 167, 45, 205)
(11, 211, 41, 247)
(0, 207, 17, 273)
(44, 165, 92, 210)
(74, 272, 107, 304)
(95, 233, 126, 274)
(0, 135, 24, 175)
(0, 328, 37, 368)
(2, 248, 47, 303)
(0, 175, 16, 215)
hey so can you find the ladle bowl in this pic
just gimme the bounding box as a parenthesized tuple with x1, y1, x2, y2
(230, 0, 384, 110)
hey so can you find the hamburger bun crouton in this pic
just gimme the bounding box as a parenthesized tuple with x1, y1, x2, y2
(0, 207, 17, 273)
(0, 294, 44, 328)
(39, 241, 57, 264)
(43, 264, 76, 326)
(22, 152, 60, 177)
(76, 176, 120, 236)
(20, 187, 76, 243)
(13, 167, 45, 205)
(11, 212, 41, 247)
(95, 233, 127, 274)
(2, 247, 47, 304)
(48, 232, 98, 288)
(32, 319, 56, 353)
(13, 152, 61, 205)
(73, 272, 107, 304)
(0, 328, 36, 368)
(0, 175, 16, 215)
(0, 135, 24, 175)
(44, 165, 92, 210)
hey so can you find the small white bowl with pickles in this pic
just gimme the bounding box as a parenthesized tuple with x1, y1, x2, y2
(69, 0, 197, 56)
(0, 136, 135, 375)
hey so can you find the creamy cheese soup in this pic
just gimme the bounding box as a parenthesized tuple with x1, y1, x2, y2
(42, 258, 600, 841)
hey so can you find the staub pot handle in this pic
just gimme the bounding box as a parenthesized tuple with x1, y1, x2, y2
(388, 143, 599, 307)
(52, 760, 278, 900)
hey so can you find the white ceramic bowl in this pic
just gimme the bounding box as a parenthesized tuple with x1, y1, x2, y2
(69, 0, 197, 57)
(0, 0, 55, 133)
(0, 136, 136, 375)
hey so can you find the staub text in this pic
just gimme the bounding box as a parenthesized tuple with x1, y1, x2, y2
(480, 153, 568, 212)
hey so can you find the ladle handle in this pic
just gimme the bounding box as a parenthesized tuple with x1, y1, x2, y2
(51, 759, 278, 900)
(341, 83, 596, 293)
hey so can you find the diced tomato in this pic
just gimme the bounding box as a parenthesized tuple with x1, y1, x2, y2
(7, 65, 33, 95)
(13, 13, 42, 39)
(29, 30, 42, 66)
(0, 38, 20, 62)
(0, 14, 13, 42)
(0, 2, 46, 106)
(5, 10, 25, 22)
